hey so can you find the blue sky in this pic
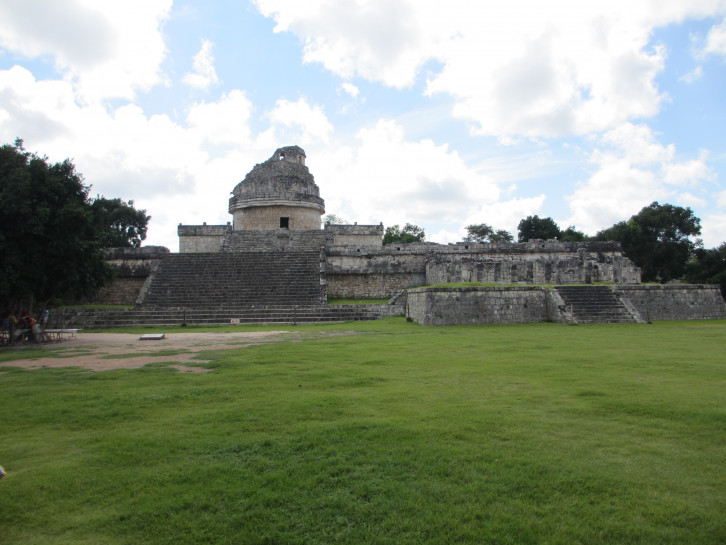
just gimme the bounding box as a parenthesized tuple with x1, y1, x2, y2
(1, 0, 725, 250)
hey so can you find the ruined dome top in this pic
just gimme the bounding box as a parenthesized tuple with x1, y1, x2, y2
(229, 146, 324, 213)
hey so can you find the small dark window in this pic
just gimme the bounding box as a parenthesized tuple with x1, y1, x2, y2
(280, 217, 289, 229)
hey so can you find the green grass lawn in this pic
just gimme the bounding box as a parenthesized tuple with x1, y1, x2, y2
(1, 319, 724, 544)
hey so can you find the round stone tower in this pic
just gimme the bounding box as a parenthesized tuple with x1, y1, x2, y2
(229, 146, 325, 230)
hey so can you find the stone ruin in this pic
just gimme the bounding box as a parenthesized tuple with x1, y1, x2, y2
(67, 145, 723, 327)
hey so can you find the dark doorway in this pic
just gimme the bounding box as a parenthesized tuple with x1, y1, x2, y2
(280, 217, 289, 229)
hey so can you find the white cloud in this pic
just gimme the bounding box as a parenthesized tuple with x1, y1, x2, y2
(677, 192, 708, 208)
(183, 39, 220, 90)
(703, 17, 726, 56)
(679, 66, 703, 83)
(0, 0, 171, 102)
(341, 82, 359, 98)
(305, 119, 501, 234)
(253, 0, 726, 138)
(267, 98, 334, 144)
(187, 90, 253, 145)
(459, 196, 548, 239)
(700, 212, 726, 247)
(565, 123, 715, 235)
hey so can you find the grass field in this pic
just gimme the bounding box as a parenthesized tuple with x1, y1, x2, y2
(1, 319, 724, 544)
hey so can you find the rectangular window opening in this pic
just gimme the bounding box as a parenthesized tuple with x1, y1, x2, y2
(280, 217, 289, 229)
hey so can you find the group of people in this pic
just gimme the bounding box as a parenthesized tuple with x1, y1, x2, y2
(1, 309, 50, 344)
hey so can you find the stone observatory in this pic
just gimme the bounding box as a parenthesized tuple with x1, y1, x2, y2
(228, 145, 325, 231)
(58, 144, 726, 328)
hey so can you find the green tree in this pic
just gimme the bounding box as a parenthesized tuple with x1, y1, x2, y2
(464, 223, 514, 243)
(595, 202, 702, 282)
(517, 215, 561, 242)
(322, 213, 349, 225)
(684, 243, 726, 298)
(91, 196, 150, 248)
(383, 223, 426, 245)
(0, 140, 112, 309)
(559, 226, 589, 242)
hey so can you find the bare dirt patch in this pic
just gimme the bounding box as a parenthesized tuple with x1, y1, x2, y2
(0, 331, 291, 372)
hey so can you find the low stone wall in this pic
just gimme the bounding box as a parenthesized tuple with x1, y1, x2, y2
(178, 224, 230, 253)
(96, 246, 170, 305)
(327, 273, 425, 299)
(328, 303, 405, 318)
(325, 223, 384, 246)
(407, 286, 551, 326)
(95, 277, 147, 305)
(407, 284, 726, 325)
(614, 285, 726, 321)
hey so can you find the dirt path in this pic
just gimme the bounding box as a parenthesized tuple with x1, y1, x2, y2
(0, 331, 292, 373)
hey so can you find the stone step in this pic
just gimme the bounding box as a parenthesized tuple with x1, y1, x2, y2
(52, 305, 382, 328)
(555, 285, 637, 324)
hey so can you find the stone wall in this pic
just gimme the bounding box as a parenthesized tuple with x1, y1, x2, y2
(96, 246, 170, 305)
(324, 240, 640, 299)
(407, 284, 725, 325)
(95, 277, 147, 305)
(426, 241, 640, 285)
(221, 230, 327, 252)
(327, 273, 425, 299)
(407, 286, 552, 326)
(614, 285, 726, 321)
(178, 224, 230, 253)
(324, 223, 384, 247)
(232, 204, 323, 231)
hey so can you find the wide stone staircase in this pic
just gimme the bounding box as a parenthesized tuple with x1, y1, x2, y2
(555, 285, 641, 324)
(53, 250, 382, 327)
(141, 252, 323, 308)
(52, 305, 379, 328)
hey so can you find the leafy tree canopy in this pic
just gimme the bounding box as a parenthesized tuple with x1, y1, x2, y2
(322, 213, 349, 225)
(383, 223, 425, 245)
(91, 196, 150, 248)
(464, 223, 514, 243)
(559, 226, 589, 242)
(517, 215, 562, 242)
(683, 243, 726, 297)
(595, 201, 702, 283)
(0, 139, 149, 309)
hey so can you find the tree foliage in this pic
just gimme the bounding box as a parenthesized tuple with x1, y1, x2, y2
(559, 226, 589, 242)
(464, 223, 513, 243)
(595, 202, 702, 283)
(0, 140, 148, 308)
(517, 215, 562, 242)
(684, 243, 726, 298)
(91, 197, 149, 248)
(383, 223, 425, 245)
(322, 213, 349, 225)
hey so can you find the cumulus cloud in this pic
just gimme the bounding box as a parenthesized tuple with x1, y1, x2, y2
(304, 119, 502, 235)
(341, 82, 359, 98)
(703, 17, 726, 56)
(253, 0, 723, 138)
(565, 123, 715, 235)
(187, 90, 253, 145)
(0, 0, 171, 102)
(267, 98, 334, 144)
(183, 39, 220, 90)
(254, 0, 442, 88)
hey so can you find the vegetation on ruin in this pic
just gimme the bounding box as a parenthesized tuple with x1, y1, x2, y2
(1, 318, 724, 544)
(0, 139, 149, 310)
(383, 223, 426, 244)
